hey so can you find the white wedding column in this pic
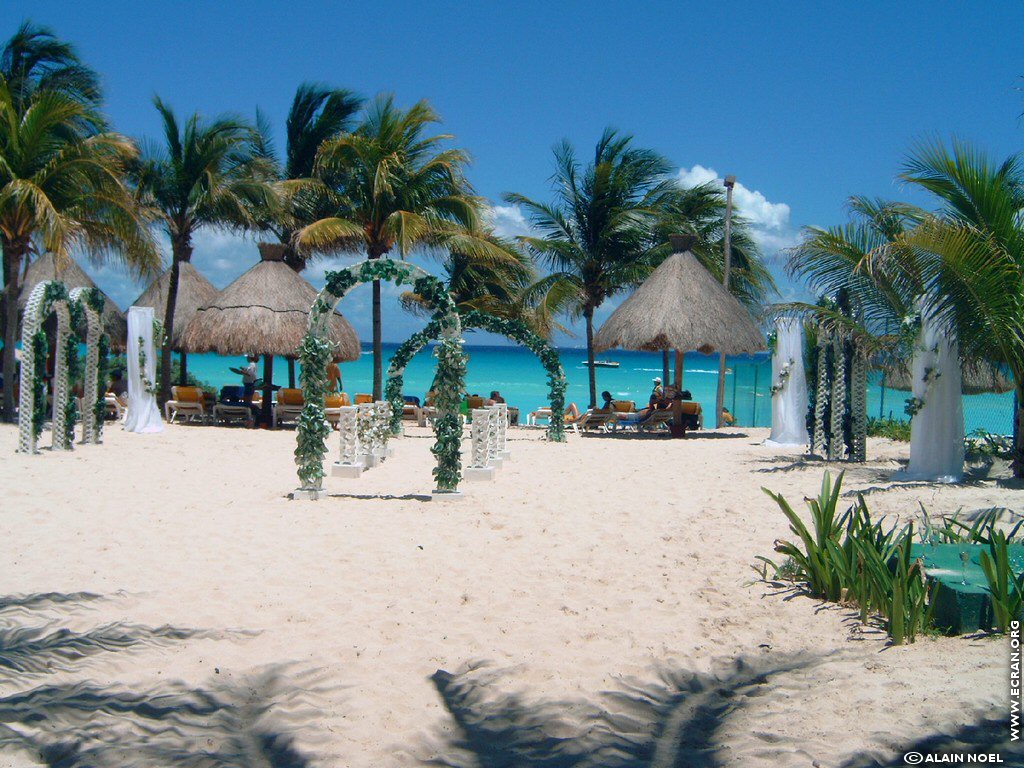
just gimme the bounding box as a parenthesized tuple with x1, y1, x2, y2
(764, 318, 809, 448)
(901, 310, 964, 482)
(124, 306, 164, 434)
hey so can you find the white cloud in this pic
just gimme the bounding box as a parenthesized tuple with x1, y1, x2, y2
(676, 165, 800, 259)
(485, 204, 535, 239)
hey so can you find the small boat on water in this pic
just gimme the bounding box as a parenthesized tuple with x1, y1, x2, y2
(592, 360, 620, 369)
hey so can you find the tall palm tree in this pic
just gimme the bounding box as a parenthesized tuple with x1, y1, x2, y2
(897, 140, 1024, 475)
(297, 94, 514, 399)
(0, 21, 100, 113)
(784, 196, 923, 342)
(135, 97, 275, 403)
(656, 181, 776, 308)
(505, 128, 680, 407)
(0, 77, 158, 420)
(253, 82, 362, 271)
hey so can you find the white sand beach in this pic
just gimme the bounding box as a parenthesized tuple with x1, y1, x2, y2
(0, 422, 1014, 766)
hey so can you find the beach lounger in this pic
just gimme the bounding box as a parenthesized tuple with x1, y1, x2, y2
(213, 386, 255, 427)
(401, 395, 422, 423)
(527, 407, 552, 426)
(636, 408, 675, 433)
(104, 392, 126, 421)
(325, 393, 351, 426)
(354, 393, 373, 405)
(164, 386, 207, 423)
(272, 387, 305, 428)
(571, 409, 620, 434)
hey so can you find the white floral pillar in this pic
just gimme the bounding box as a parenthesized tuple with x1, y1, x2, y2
(764, 318, 809, 448)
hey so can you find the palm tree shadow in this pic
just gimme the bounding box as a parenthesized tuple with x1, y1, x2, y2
(421, 653, 820, 768)
(0, 591, 326, 767)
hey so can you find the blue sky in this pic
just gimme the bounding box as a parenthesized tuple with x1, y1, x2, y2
(14, 1, 1024, 345)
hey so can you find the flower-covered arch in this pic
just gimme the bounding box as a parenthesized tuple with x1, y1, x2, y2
(68, 286, 110, 444)
(295, 259, 466, 494)
(18, 281, 76, 453)
(385, 310, 568, 442)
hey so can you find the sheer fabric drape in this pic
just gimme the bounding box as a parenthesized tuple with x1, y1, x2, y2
(125, 306, 164, 434)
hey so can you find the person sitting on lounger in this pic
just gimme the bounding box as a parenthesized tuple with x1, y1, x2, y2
(485, 390, 505, 405)
(597, 390, 615, 412)
(564, 402, 581, 421)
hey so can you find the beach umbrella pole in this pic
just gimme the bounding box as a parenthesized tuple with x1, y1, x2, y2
(288, 358, 296, 388)
(715, 175, 736, 428)
(179, 351, 188, 386)
(674, 349, 685, 390)
(662, 350, 670, 386)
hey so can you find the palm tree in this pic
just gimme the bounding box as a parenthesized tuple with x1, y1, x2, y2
(253, 82, 362, 271)
(0, 21, 100, 113)
(0, 77, 158, 421)
(897, 140, 1024, 475)
(784, 196, 923, 343)
(656, 181, 776, 308)
(505, 128, 680, 408)
(297, 94, 514, 400)
(135, 97, 275, 403)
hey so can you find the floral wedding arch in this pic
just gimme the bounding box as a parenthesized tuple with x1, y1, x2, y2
(385, 309, 568, 442)
(294, 259, 466, 495)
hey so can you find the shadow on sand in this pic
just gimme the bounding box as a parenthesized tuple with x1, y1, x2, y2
(0, 591, 325, 767)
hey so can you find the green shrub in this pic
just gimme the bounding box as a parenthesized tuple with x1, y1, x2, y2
(979, 530, 1024, 633)
(867, 416, 911, 441)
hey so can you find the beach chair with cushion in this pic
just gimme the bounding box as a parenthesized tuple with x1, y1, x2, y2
(571, 409, 620, 435)
(527, 407, 552, 426)
(612, 400, 636, 413)
(636, 408, 676, 433)
(402, 395, 422, 423)
(354, 393, 373, 405)
(164, 386, 208, 423)
(466, 395, 484, 410)
(325, 393, 351, 427)
(273, 388, 305, 428)
(213, 386, 255, 427)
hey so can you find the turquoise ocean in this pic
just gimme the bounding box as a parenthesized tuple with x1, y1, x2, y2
(174, 344, 1014, 435)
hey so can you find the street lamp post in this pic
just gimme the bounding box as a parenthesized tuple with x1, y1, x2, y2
(716, 175, 736, 428)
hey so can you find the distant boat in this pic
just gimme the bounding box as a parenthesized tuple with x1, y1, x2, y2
(592, 360, 620, 369)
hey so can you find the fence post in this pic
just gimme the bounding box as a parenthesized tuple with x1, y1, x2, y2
(752, 363, 760, 427)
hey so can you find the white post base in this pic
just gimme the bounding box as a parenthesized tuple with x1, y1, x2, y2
(332, 462, 364, 478)
(501, 450, 511, 460)
(431, 489, 465, 501)
(361, 453, 381, 468)
(464, 466, 496, 481)
(289, 488, 322, 500)
(489, 457, 504, 470)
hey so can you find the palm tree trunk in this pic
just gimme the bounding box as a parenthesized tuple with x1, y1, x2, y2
(584, 306, 597, 409)
(261, 354, 274, 427)
(1, 239, 26, 423)
(160, 233, 190, 406)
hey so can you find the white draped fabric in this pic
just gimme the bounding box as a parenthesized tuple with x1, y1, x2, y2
(125, 306, 164, 434)
(764, 318, 809, 448)
(901, 310, 963, 482)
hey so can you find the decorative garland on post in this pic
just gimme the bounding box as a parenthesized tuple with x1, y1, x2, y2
(17, 280, 75, 454)
(849, 340, 868, 462)
(812, 326, 829, 457)
(295, 259, 464, 495)
(69, 287, 107, 443)
(63, 299, 84, 446)
(828, 334, 847, 460)
(385, 309, 568, 442)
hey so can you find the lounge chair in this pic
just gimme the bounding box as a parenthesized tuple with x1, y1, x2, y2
(637, 408, 675, 433)
(354, 393, 373, 405)
(402, 395, 422, 423)
(105, 392, 127, 421)
(213, 386, 255, 427)
(325, 393, 351, 427)
(164, 385, 207, 423)
(466, 395, 484, 409)
(571, 409, 620, 434)
(273, 387, 305, 428)
(612, 400, 636, 413)
(527, 407, 552, 426)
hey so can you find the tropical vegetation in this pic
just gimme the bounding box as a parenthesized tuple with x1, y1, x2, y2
(296, 94, 519, 400)
(0, 23, 157, 422)
(133, 98, 275, 404)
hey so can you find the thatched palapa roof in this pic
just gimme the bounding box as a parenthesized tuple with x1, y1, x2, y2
(16, 253, 128, 348)
(882, 359, 1014, 395)
(594, 235, 765, 355)
(181, 243, 360, 361)
(131, 262, 218, 348)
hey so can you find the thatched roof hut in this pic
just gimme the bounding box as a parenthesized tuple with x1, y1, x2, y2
(131, 262, 218, 348)
(181, 243, 359, 362)
(594, 235, 765, 356)
(882, 359, 1014, 396)
(16, 253, 128, 348)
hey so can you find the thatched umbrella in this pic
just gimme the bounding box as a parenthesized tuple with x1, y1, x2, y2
(882, 359, 1013, 396)
(131, 261, 218, 384)
(181, 243, 360, 425)
(13, 253, 128, 349)
(595, 234, 765, 397)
